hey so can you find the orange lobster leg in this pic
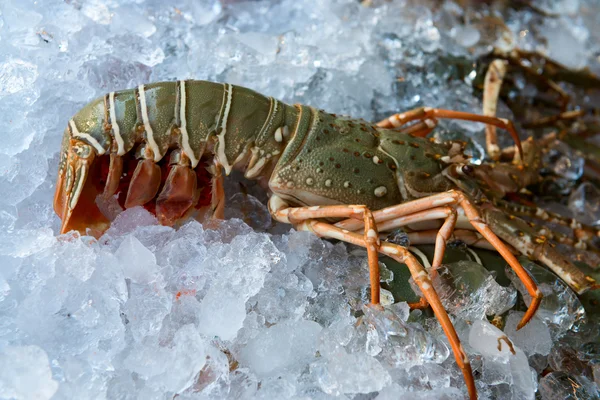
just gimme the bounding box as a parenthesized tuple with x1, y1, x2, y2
(270, 201, 382, 304)
(336, 190, 542, 330)
(377, 107, 523, 160)
(483, 59, 507, 161)
(268, 198, 476, 400)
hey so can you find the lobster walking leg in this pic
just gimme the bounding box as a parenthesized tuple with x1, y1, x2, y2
(499, 49, 571, 112)
(269, 199, 382, 304)
(374, 206, 458, 269)
(376, 107, 523, 159)
(301, 219, 476, 400)
(483, 59, 507, 161)
(408, 229, 497, 252)
(268, 197, 476, 399)
(336, 190, 542, 329)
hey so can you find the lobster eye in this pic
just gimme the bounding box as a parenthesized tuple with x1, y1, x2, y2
(461, 164, 474, 176)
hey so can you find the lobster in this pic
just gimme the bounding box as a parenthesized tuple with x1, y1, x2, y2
(53, 79, 598, 399)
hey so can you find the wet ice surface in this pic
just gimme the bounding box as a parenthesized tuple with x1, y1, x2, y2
(2, 0, 600, 399)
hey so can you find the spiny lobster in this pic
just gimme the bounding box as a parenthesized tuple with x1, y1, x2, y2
(53, 75, 598, 399)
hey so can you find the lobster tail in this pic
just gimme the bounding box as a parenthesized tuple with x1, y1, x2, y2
(54, 134, 110, 237)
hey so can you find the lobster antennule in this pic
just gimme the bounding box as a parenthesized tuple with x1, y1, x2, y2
(54, 138, 110, 237)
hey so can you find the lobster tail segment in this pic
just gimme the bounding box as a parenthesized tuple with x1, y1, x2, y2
(54, 130, 110, 237)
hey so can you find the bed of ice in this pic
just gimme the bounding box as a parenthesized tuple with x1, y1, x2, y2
(1, 0, 599, 399)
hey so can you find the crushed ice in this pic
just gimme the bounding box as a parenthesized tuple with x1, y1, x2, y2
(1, 0, 599, 399)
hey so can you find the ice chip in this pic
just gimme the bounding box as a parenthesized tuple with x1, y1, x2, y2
(568, 182, 600, 225)
(0, 345, 59, 400)
(197, 290, 246, 341)
(504, 311, 552, 356)
(542, 140, 584, 181)
(115, 236, 160, 284)
(104, 206, 159, 237)
(311, 351, 392, 395)
(362, 304, 449, 367)
(547, 343, 592, 377)
(123, 283, 171, 343)
(238, 320, 321, 376)
(469, 320, 536, 399)
(224, 192, 272, 231)
(505, 258, 586, 335)
(425, 261, 516, 322)
(0, 58, 38, 95)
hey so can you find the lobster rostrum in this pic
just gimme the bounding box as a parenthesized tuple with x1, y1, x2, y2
(54, 79, 598, 399)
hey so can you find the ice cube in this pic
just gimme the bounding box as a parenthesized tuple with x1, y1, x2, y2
(505, 258, 586, 335)
(362, 304, 449, 367)
(238, 320, 321, 376)
(0, 345, 59, 400)
(424, 261, 516, 322)
(311, 351, 392, 395)
(568, 182, 600, 225)
(503, 311, 552, 356)
(469, 320, 536, 399)
(542, 140, 584, 181)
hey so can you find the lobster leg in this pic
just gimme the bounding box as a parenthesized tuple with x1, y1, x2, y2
(103, 153, 124, 198)
(479, 206, 598, 294)
(376, 107, 523, 160)
(269, 198, 381, 304)
(375, 206, 458, 269)
(499, 49, 571, 112)
(483, 59, 507, 161)
(408, 229, 497, 252)
(396, 119, 437, 137)
(336, 190, 542, 330)
(268, 196, 476, 400)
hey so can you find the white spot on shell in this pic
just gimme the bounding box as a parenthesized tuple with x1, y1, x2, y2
(367, 229, 377, 238)
(274, 127, 283, 143)
(325, 179, 332, 187)
(306, 178, 314, 185)
(374, 186, 387, 197)
(421, 282, 431, 290)
(286, 181, 295, 188)
(372, 156, 380, 164)
(343, 181, 351, 188)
